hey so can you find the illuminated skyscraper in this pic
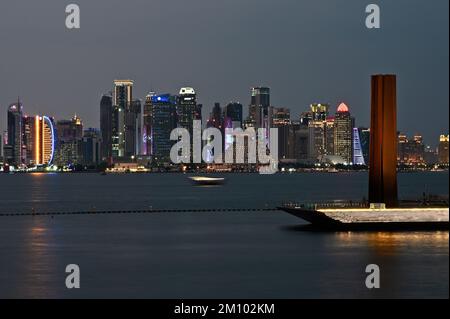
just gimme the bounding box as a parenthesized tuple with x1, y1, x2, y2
(54, 115, 83, 166)
(287, 122, 309, 162)
(177, 87, 198, 132)
(438, 135, 449, 165)
(142, 93, 155, 156)
(273, 108, 291, 159)
(397, 133, 425, 166)
(124, 99, 142, 157)
(112, 80, 133, 158)
(7, 99, 24, 166)
(208, 103, 223, 130)
(334, 103, 354, 164)
(310, 103, 329, 121)
(32, 116, 56, 166)
(23, 115, 34, 165)
(272, 108, 290, 127)
(151, 94, 177, 163)
(358, 128, 370, 164)
(352, 128, 365, 165)
(252, 87, 272, 144)
(307, 103, 334, 162)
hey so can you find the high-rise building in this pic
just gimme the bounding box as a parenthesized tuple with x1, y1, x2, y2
(32, 116, 56, 166)
(306, 103, 334, 162)
(151, 94, 177, 164)
(287, 122, 309, 162)
(251, 87, 272, 144)
(177, 87, 198, 133)
(223, 102, 243, 128)
(272, 108, 291, 160)
(369, 74, 398, 207)
(100, 94, 113, 161)
(23, 115, 34, 165)
(310, 103, 329, 121)
(80, 128, 102, 166)
(57, 115, 83, 142)
(7, 100, 24, 166)
(325, 117, 335, 156)
(272, 108, 290, 127)
(333, 102, 354, 164)
(424, 145, 438, 165)
(358, 128, 370, 165)
(353, 128, 366, 165)
(397, 133, 425, 166)
(124, 99, 142, 158)
(195, 104, 203, 122)
(54, 116, 83, 166)
(299, 111, 313, 127)
(438, 135, 449, 165)
(142, 93, 155, 156)
(208, 103, 223, 130)
(308, 121, 326, 162)
(112, 80, 133, 158)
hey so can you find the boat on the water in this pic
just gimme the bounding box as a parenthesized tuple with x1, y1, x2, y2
(189, 176, 226, 186)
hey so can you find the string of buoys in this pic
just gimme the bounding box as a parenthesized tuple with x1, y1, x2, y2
(0, 207, 279, 217)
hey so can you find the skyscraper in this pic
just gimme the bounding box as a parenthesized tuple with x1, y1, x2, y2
(251, 87, 272, 143)
(307, 103, 333, 162)
(397, 133, 425, 166)
(124, 99, 142, 158)
(310, 103, 329, 121)
(334, 103, 354, 164)
(80, 128, 102, 166)
(151, 94, 177, 164)
(272, 108, 290, 127)
(223, 102, 243, 128)
(7, 99, 24, 166)
(142, 93, 155, 156)
(177, 87, 198, 133)
(54, 116, 83, 166)
(438, 135, 449, 165)
(358, 127, 370, 165)
(32, 116, 56, 166)
(273, 108, 291, 159)
(352, 128, 366, 165)
(369, 74, 398, 207)
(287, 122, 309, 162)
(112, 80, 133, 158)
(100, 94, 113, 161)
(23, 115, 33, 165)
(208, 103, 223, 130)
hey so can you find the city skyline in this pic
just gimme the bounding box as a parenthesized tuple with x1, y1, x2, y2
(0, 0, 448, 144)
(1, 81, 447, 147)
(2, 78, 448, 171)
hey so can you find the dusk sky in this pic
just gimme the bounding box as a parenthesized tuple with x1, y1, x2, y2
(0, 0, 448, 144)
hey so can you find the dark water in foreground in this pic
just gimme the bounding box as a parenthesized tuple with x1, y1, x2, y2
(0, 172, 448, 298)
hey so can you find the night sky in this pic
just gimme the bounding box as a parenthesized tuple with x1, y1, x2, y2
(0, 0, 448, 145)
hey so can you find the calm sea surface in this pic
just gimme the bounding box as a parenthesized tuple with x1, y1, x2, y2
(0, 172, 448, 298)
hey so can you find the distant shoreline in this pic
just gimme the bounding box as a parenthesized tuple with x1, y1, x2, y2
(1, 168, 448, 175)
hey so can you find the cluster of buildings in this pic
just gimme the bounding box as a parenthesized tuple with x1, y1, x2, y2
(0, 99, 101, 171)
(98, 82, 362, 168)
(0, 79, 449, 172)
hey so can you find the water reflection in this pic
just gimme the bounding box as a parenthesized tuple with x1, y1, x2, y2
(336, 231, 449, 298)
(14, 218, 59, 298)
(337, 231, 449, 250)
